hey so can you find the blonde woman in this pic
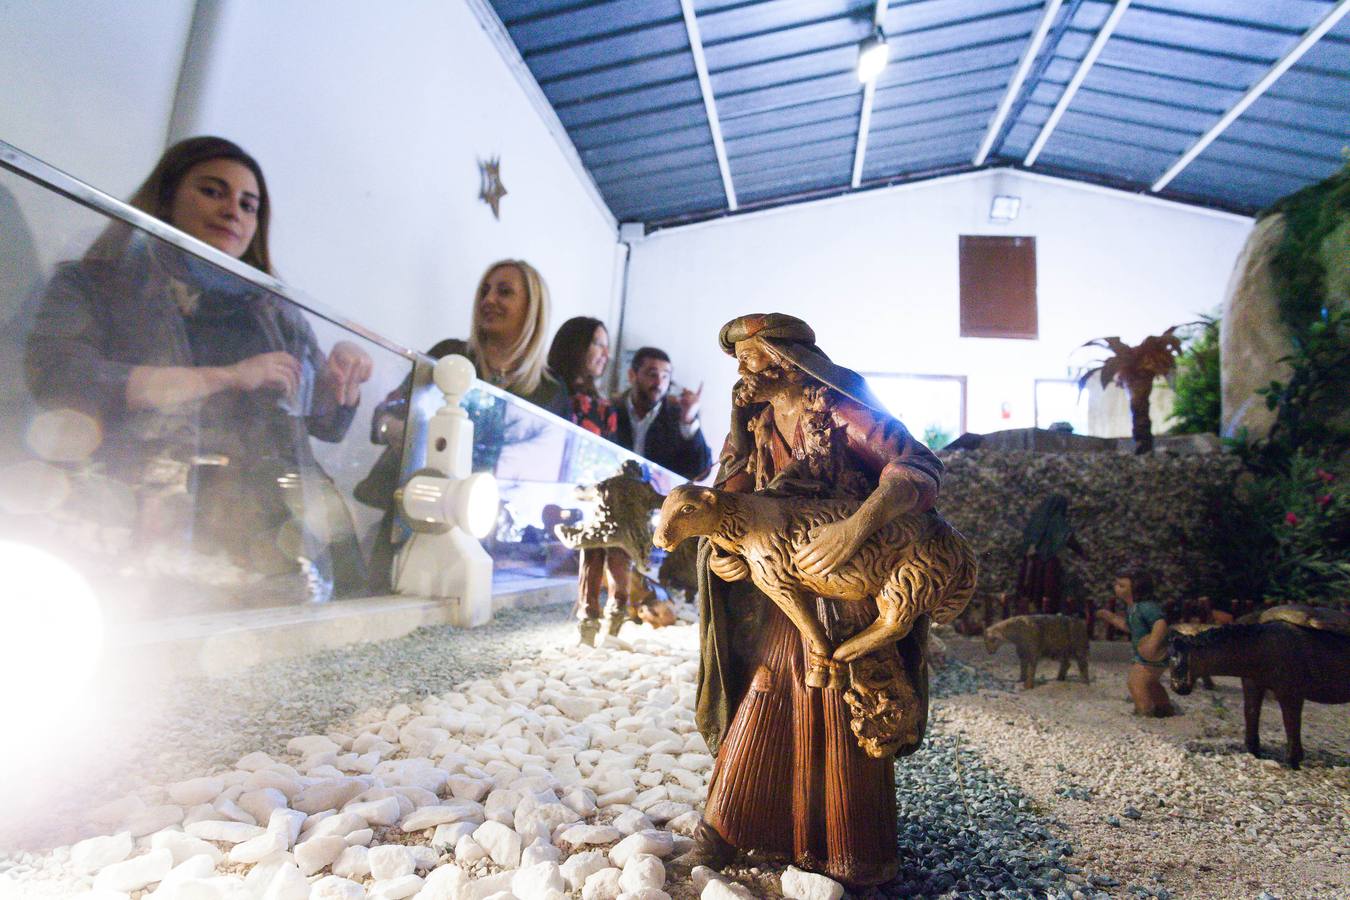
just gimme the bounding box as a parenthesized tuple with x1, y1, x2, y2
(431, 259, 569, 416)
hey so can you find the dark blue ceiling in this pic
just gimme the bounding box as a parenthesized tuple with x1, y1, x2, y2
(489, 0, 1350, 227)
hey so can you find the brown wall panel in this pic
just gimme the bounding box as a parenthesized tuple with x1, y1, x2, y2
(959, 235, 1037, 339)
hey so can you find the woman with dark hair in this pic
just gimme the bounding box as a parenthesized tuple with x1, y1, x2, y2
(547, 316, 618, 437)
(546, 316, 629, 642)
(26, 136, 374, 598)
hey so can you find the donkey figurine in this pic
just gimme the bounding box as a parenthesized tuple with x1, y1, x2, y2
(1170, 622, 1350, 768)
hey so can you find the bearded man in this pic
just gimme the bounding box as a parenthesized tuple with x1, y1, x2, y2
(681, 313, 944, 889)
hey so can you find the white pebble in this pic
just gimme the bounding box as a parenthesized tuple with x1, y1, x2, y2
(127, 804, 185, 837)
(295, 836, 348, 876)
(583, 866, 623, 900)
(286, 735, 339, 757)
(230, 829, 289, 865)
(701, 879, 753, 899)
(399, 800, 485, 832)
(561, 850, 610, 891)
(431, 821, 475, 849)
(417, 863, 468, 900)
(512, 861, 566, 899)
(473, 819, 523, 867)
(332, 845, 370, 879)
(150, 853, 217, 896)
(185, 821, 265, 844)
(618, 854, 665, 893)
(236, 751, 276, 771)
(522, 842, 562, 866)
(453, 834, 488, 865)
(610, 831, 674, 868)
(238, 788, 289, 823)
(293, 777, 368, 815)
(268, 808, 307, 848)
(93, 848, 173, 893)
(666, 811, 701, 835)
(260, 862, 309, 900)
(244, 770, 302, 799)
(344, 797, 401, 826)
(309, 874, 365, 900)
(306, 812, 366, 840)
(611, 810, 652, 835)
(560, 823, 622, 846)
(169, 777, 225, 806)
(213, 797, 258, 825)
(151, 830, 224, 866)
(368, 844, 414, 881)
(368, 874, 423, 900)
(780, 865, 845, 900)
(72, 832, 134, 875)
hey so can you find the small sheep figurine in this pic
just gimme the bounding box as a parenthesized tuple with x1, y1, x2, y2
(984, 614, 1090, 689)
(655, 484, 977, 689)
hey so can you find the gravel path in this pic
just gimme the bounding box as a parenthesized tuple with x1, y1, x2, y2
(945, 634, 1350, 900)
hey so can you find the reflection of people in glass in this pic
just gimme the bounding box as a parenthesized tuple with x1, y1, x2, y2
(26, 136, 373, 598)
(613, 347, 712, 480)
(365, 260, 570, 587)
(432, 260, 571, 418)
(548, 316, 631, 643)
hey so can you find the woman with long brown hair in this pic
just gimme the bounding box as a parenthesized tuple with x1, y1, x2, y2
(547, 316, 632, 642)
(27, 136, 373, 598)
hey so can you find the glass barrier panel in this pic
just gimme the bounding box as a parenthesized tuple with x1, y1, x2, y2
(403, 377, 685, 586)
(0, 164, 423, 621)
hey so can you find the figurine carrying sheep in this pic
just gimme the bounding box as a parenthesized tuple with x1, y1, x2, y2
(656, 484, 977, 689)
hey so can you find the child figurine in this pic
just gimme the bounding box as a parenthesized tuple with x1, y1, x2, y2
(1096, 567, 1177, 717)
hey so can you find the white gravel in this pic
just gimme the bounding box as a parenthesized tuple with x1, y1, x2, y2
(2, 609, 1345, 900)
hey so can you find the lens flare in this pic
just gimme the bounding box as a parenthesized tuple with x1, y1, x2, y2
(0, 541, 103, 729)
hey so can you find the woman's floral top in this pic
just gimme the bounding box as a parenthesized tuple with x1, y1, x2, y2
(570, 390, 619, 440)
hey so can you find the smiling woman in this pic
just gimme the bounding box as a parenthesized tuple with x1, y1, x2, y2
(23, 136, 375, 600)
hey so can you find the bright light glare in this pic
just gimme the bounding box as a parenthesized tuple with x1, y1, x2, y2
(857, 35, 889, 83)
(990, 195, 1022, 221)
(456, 473, 500, 540)
(0, 541, 103, 728)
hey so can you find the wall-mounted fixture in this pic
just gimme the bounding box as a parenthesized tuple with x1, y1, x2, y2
(395, 354, 498, 626)
(989, 195, 1022, 222)
(857, 26, 888, 83)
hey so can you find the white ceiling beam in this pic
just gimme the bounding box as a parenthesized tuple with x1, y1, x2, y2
(679, 0, 737, 211)
(974, 0, 1064, 166)
(1152, 0, 1350, 193)
(1025, 0, 1131, 167)
(850, 0, 889, 188)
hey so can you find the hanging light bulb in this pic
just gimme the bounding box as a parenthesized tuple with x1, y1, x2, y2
(857, 26, 889, 84)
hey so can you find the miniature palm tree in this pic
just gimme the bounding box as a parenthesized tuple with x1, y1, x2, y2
(1077, 324, 1193, 453)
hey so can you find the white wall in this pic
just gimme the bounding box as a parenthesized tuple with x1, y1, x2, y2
(623, 169, 1253, 450)
(0, 0, 196, 267)
(170, 0, 621, 353)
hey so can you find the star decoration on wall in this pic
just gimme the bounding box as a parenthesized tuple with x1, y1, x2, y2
(478, 156, 507, 220)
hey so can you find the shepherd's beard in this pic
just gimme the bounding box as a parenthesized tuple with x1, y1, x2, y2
(733, 367, 781, 406)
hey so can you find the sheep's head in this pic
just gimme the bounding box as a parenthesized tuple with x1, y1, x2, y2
(655, 485, 723, 551)
(983, 620, 1006, 654)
